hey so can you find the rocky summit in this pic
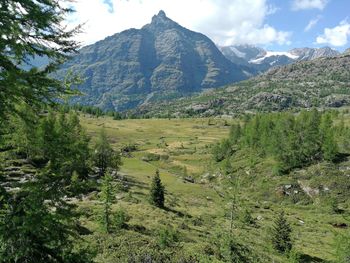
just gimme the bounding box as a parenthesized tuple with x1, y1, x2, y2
(59, 11, 251, 111)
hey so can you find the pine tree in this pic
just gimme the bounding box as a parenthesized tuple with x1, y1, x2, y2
(0, 1, 91, 261)
(229, 124, 241, 144)
(0, 0, 81, 121)
(93, 128, 122, 177)
(100, 171, 115, 234)
(272, 211, 293, 253)
(150, 170, 165, 208)
(320, 113, 338, 161)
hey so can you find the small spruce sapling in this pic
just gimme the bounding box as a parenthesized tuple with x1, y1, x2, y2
(150, 169, 165, 208)
(271, 211, 293, 253)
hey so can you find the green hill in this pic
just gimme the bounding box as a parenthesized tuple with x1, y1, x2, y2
(132, 54, 350, 118)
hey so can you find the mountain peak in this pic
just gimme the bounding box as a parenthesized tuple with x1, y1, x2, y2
(145, 10, 179, 33)
(151, 10, 169, 23)
(157, 10, 166, 17)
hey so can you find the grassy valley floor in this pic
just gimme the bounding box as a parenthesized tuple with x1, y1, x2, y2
(73, 115, 350, 262)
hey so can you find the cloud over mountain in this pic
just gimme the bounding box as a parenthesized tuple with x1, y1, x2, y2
(68, 0, 290, 47)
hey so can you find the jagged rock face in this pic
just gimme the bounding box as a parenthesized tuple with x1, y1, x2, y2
(219, 45, 340, 73)
(290, 47, 339, 60)
(59, 11, 249, 111)
(219, 45, 265, 66)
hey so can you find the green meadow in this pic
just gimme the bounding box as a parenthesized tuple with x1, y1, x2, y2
(78, 115, 350, 262)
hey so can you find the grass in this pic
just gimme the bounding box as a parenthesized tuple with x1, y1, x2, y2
(78, 114, 350, 262)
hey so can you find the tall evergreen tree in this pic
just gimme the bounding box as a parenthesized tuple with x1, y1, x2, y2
(271, 211, 293, 253)
(100, 171, 115, 234)
(0, 1, 91, 261)
(150, 169, 165, 208)
(93, 128, 122, 177)
(320, 113, 338, 161)
(0, 0, 80, 121)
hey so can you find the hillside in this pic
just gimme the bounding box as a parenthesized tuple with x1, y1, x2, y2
(58, 11, 251, 111)
(133, 54, 350, 117)
(4, 114, 349, 262)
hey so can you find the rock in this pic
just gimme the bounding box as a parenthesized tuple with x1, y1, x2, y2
(183, 176, 195, 183)
(115, 194, 123, 200)
(298, 180, 319, 197)
(262, 202, 270, 209)
(331, 222, 348, 228)
(199, 178, 208, 184)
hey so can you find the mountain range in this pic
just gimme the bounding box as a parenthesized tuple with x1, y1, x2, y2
(54, 10, 347, 112)
(219, 45, 340, 72)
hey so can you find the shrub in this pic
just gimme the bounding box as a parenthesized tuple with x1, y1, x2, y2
(114, 208, 130, 230)
(157, 226, 179, 249)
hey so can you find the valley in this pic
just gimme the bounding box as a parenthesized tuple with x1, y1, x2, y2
(1, 1, 350, 262)
(70, 114, 349, 262)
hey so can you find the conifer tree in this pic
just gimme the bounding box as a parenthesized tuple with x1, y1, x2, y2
(229, 124, 242, 144)
(100, 171, 115, 234)
(0, 0, 81, 121)
(320, 113, 338, 161)
(93, 128, 122, 177)
(0, 1, 91, 261)
(272, 211, 293, 253)
(150, 169, 165, 208)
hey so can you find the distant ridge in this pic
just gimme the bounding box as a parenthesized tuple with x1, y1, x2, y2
(131, 54, 350, 117)
(219, 45, 340, 72)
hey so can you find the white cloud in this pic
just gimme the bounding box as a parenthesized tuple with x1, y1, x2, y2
(292, 0, 328, 10)
(316, 20, 350, 46)
(67, 0, 291, 47)
(304, 16, 321, 32)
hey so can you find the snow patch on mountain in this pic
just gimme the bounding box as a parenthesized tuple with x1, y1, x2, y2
(229, 46, 246, 58)
(249, 51, 299, 64)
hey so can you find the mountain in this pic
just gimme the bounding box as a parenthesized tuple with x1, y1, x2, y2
(58, 11, 251, 111)
(131, 53, 350, 117)
(289, 47, 340, 60)
(219, 45, 340, 72)
(219, 45, 265, 66)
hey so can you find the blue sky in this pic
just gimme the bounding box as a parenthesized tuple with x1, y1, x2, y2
(265, 0, 350, 51)
(68, 0, 350, 51)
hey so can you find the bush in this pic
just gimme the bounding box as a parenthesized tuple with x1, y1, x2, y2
(157, 226, 179, 249)
(240, 209, 255, 226)
(114, 208, 130, 230)
(212, 139, 233, 162)
(209, 230, 261, 262)
(142, 153, 161, 162)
